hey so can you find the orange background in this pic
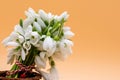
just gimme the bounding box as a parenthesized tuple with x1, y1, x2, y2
(0, 0, 120, 80)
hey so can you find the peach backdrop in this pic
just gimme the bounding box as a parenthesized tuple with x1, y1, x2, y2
(0, 0, 120, 80)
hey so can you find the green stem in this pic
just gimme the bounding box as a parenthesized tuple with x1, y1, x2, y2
(10, 46, 37, 78)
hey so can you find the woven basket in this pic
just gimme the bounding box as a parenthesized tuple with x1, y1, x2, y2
(0, 71, 42, 80)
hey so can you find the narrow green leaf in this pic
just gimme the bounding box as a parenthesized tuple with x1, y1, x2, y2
(19, 19, 23, 27)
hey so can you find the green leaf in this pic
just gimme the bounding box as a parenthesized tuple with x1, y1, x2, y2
(19, 19, 23, 27)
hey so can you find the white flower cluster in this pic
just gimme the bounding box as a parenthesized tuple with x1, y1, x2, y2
(2, 8, 74, 80)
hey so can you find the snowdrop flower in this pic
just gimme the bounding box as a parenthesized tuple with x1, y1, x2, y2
(2, 32, 24, 47)
(23, 18, 34, 28)
(25, 8, 39, 19)
(49, 67, 59, 80)
(36, 17, 46, 28)
(59, 39, 73, 59)
(9, 32, 20, 42)
(39, 10, 48, 21)
(63, 26, 71, 31)
(7, 49, 16, 64)
(63, 27, 74, 39)
(57, 11, 69, 21)
(33, 22, 42, 32)
(30, 32, 40, 45)
(24, 25, 33, 39)
(5, 42, 19, 47)
(17, 35, 24, 43)
(47, 13, 54, 22)
(2, 37, 11, 45)
(35, 55, 46, 68)
(14, 25, 24, 35)
(52, 52, 65, 61)
(43, 36, 56, 56)
(39, 10, 53, 22)
(36, 66, 59, 80)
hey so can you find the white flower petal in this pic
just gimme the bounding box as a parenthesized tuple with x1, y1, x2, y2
(39, 10, 48, 21)
(33, 22, 42, 32)
(24, 25, 33, 39)
(43, 36, 56, 56)
(21, 48, 26, 61)
(28, 8, 36, 16)
(39, 67, 59, 80)
(10, 32, 19, 39)
(30, 32, 40, 45)
(59, 39, 73, 59)
(25, 25, 32, 32)
(35, 68, 50, 80)
(2, 37, 11, 45)
(14, 25, 24, 35)
(48, 13, 53, 21)
(64, 30, 74, 39)
(5, 42, 19, 47)
(28, 8, 39, 18)
(50, 67, 59, 80)
(7, 49, 15, 64)
(25, 11, 33, 18)
(63, 27, 71, 32)
(35, 55, 46, 68)
(39, 52, 47, 61)
(58, 11, 69, 21)
(18, 35, 24, 43)
(37, 18, 46, 28)
(23, 18, 34, 28)
(53, 52, 65, 61)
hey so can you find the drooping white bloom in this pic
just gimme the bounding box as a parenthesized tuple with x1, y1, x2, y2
(9, 32, 20, 41)
(47, 13, 54, 22)
(63, 27, 74, 39)
(23, 18, 34, 28)
(30, 32, 40, 45)
(49, 67, 59, 80)
(39, 52, 47, 61)
(14, 25, 24, 35)
(57, 11, 69, 21)
(5, 42, 19, 47)
(37, 17, 46, 28)
(2, 37, 11, 45)
(35, 55, 46, 68)
(36, 66, 59, 80)
(63, 26, 71, 31)
(7, 49, 16, 64)
(43, 36, 56, 56)
(52, 52, 65, 61)
(24, 25, 33, 39)
(25, 8, 39, 19)
(17, 35, 24, 43)
(38, 10, 48, 21)
(39, 10, 53, 22)
(33, 22, 42, 32)
(59, 39, 73, 59)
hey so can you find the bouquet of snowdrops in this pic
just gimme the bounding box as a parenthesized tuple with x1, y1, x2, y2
(2, 8, 74, 80)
